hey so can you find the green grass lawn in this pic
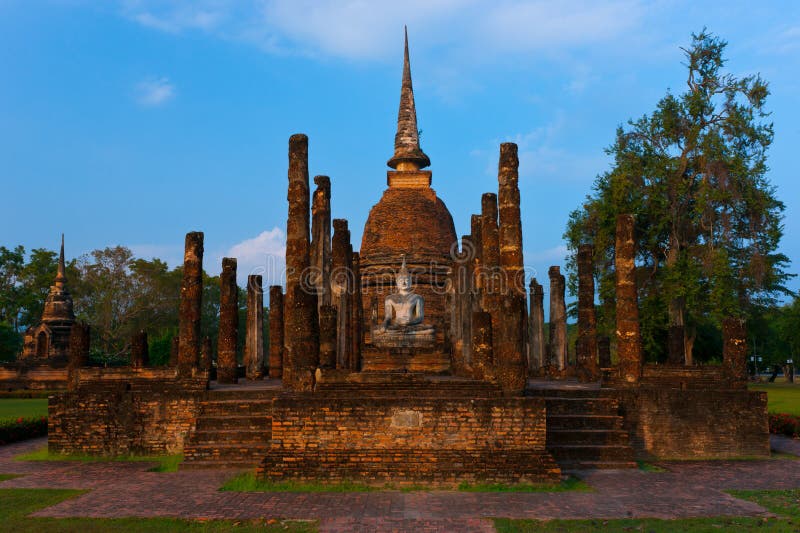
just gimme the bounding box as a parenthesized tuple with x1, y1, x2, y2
(495, 489, 800, 532)
(0, 487, 317, 532)
(0, 398, 48, 421)
(16, 446, 183, 472)
(749, 382, 800, 415)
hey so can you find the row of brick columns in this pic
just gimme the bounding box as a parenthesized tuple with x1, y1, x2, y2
(165, 143, 749, 387)
(448, 142, 529, 395)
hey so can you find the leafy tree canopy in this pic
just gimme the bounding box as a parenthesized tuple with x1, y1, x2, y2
(565, 30, 793, 362)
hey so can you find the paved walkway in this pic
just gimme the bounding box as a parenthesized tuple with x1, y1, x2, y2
(1, 437, 799, 532)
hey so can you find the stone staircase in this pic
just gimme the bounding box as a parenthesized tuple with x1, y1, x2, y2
(528, 387, 636, 470)
(182, 389, 276, 470)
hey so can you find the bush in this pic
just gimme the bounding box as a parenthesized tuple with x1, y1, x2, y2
(0, 416, 47, 445)
(769, 413, 800, 439)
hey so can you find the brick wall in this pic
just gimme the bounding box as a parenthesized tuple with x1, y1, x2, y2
(0, 363, 68, 391)
(48, 369, 206, 456)
(258, 395, 560, 484)
(617, 387, 769, 459)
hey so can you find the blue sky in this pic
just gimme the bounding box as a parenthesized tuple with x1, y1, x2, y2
(1, 1, 798, 296)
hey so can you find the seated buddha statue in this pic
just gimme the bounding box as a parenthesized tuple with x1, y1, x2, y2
(372, 256, 435, 347)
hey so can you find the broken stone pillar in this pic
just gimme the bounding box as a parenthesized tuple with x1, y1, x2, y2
(319, 304, 337, 369)
(331, 218, 352, 369)
(245, 274, 265, 381)
(67, 323, 89, 391)
(311, 175, 332, 310)
(130, 330, 149, 368)
(455, 234, 475, 370)
(615, 214, 642, 384)
(283, 134, 320, 391)
(480, 193, 500, 288)
(471, 311, 494, 381)
(494, 292, 528, 395)
(576, 244, 599, 382)
(529, 278, 545, 372)
(268, 285, 284, 379)
(349, 251, 362, 370)
(497, 142, 524, 295)
(200, 336, 213, 373)
(471, 214, 483, 268)
(216, 257, 238, 384)
(548, 266, 567, 371)
(723, 317, 748, 387)
(178, 231, 203, 378)
(170, 336, 179, 367)
(598, 336, 612, 368)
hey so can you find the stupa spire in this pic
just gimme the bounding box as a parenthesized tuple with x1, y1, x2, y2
(387, 26, 430, 170)
(55, 233, 66, 286)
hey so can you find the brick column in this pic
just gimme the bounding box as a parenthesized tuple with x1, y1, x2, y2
(471, 311, 494, 381)
(615, 214, 642, 384)
(528, 278, 545, 372)
(331, 218, 352, 369)
(130, 330, 148, 368)
(268, 285, 284, 379)
(169, 336, 179, 367)
(576, 244, 599, 382)
(67, 323, 89, 391)
(723, 317, 748, 387)
(480, 193, 500, 274)
(311, 175, 332, 310)
(200, 336, 213, 373)
(216, 257, 238, 384)
(548, 266, 567, 370)
(283, 134, 319, 390)
(497, 142, 524, 294)
(598, 336, 612, 368)
(349, 251, 362, 370)
(178, 231, 203, 377)
(245, 274, 265, 381)
(319, 304, 337, 369)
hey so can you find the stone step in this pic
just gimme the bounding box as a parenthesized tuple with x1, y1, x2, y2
(195, 415, 270, 431)
(543, 398, 619, 416)
(546, 415, 623, 430)
(527, 388, 614, 399)
(184, 443, 271, 462)
(199, 399, 273, 416)
(547, 429, 630, 446)
(180, 460, 256, 470)
(548, 444, 635, 462)
(188, 429, 271, 445)
(558, 460, 638, 471)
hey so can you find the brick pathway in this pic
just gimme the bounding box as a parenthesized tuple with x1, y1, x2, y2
(1, 437, 799, 532)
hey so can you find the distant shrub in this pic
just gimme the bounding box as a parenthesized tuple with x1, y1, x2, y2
(0, 416, 48, 445)
(769, 413, 800, 439)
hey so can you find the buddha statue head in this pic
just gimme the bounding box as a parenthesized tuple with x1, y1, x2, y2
(395, 255, 412, 294)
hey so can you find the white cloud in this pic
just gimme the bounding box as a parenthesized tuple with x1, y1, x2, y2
(135, 77, 175, 107)
(225, 227, 286, 286)
(119, 0, 648, 61)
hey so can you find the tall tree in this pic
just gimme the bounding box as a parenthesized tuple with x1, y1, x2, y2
(565, 30, 792, 363)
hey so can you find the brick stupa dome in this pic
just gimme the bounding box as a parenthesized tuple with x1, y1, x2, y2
(360, 187, 456, 264)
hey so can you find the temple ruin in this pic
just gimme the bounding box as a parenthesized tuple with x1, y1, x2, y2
(32, 29, 768, 484)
